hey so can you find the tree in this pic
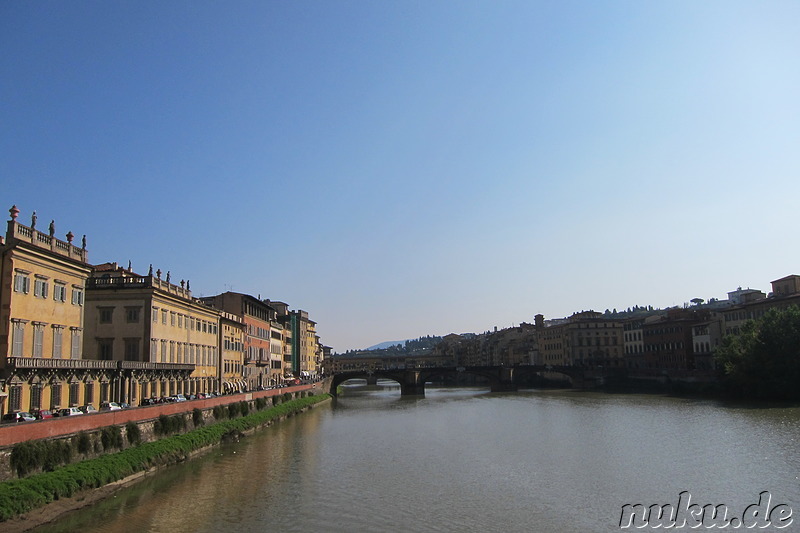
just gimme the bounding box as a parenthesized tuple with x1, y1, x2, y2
(715, 306, 800, 401)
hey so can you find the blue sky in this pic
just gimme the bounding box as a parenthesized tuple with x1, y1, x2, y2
(3, 1, 799, 351)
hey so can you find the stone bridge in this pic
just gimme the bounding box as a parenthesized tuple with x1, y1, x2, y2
(328, 365, 586, 396)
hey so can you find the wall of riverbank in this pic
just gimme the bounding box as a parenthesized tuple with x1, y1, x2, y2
(0, 380, 330, 482)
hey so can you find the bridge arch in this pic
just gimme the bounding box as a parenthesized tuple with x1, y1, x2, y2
(329, 370, 410, 396)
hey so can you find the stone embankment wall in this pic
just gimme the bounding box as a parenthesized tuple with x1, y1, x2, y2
(0, 381, 329, 482)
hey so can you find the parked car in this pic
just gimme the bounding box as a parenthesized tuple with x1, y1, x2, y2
(100, 401, 122, 411)
(1, 411, 36, 423)
(56, 407, 84, 417)
(79, 404, 97, 414)
(175, 394, 187, 402)
(119, 402, 130, 409)
(31, 409, 54, 420)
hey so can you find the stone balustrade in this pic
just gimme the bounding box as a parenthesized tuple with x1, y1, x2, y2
(7, 220, 87, 263)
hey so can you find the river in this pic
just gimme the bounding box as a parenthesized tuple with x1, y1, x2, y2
(32, 381, 800, 532)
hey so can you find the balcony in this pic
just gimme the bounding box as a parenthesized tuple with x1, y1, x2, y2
(7, 357, 118, 370)
(6, 357, 194, 372)
(119, 361, 195, 371)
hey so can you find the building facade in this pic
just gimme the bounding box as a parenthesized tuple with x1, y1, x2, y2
(0, 206, 112, 414)
(291, 310, 321, 378)
(84, 262, 218, 403)
(220, 311, 246, 393)
(200, 292, 275, 390)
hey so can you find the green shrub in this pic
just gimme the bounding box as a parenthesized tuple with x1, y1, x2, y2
(126, 422, 141, 446)
(154, 414, 186, 436)
(74, 432, 92, 455)
(212, 405, 225, 420)
(255, 397, 267, 410)
(10, 439, 76, 477)
(10, 442, 38, 477)
(283, 392, 292, 402)
(227, 402, 240, 419)
(100, 426, 123, 450)
(238, 401, 249, 416)
(192, 408, 204, 427)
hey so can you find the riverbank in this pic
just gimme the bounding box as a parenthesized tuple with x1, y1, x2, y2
(0, 394, 332, 532)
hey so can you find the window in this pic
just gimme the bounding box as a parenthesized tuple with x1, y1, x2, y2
(52, 325, 63, 358)
(34, 277, 49, 298)
(126, 307, 141, 323)
(11, 320, 26, 357)
(178, 314, 183, 328)
(170, 312, 176, 326)
(32, 323, 45, 357)
(162, 310, 167, 324)
(152, 307, 159, 323)
(30, 385, 42, 411)
(69, 383, 79, 406)
(98, 307, 114, 324)
(124, 338, 140, 361)
(71, 287, 84, 306)
(151, 339, 158, 361)
(98, 339, 113, 360)
(84, 383, 94, 405)
(14, 271, 30, 294)
(9, 385, 22, 412)
(51, 384, 62, 409)
(54, 283, 67, 302)
(70, 328, 82, 358)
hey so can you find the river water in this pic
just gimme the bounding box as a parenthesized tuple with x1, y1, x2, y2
(33, 382, 800, 532)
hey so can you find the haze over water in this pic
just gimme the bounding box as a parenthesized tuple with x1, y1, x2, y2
(33, 383, 800, 533)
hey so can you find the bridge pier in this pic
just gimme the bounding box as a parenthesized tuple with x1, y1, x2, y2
(490, 381, 518, 393)
(490, 367, 518, 393)
(400, 382, 425, 396)
(399, 370, 425, 396)
(365, 375, 378, 386)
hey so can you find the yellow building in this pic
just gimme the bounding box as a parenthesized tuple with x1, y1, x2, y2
(302, 318, 320, 378)
(220, 311, 246, 393)
(84, 262, 220, 403)
(0, 206, 113, 415)
(536, 311, 624, 367)
(264, 300, 294, 382)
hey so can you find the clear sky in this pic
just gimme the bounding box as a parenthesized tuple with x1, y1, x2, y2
(3, 1, 799, 352)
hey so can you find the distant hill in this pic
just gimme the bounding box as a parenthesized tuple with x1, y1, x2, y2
(367, 340, 410, 351)
(336, 335, 442, 356)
